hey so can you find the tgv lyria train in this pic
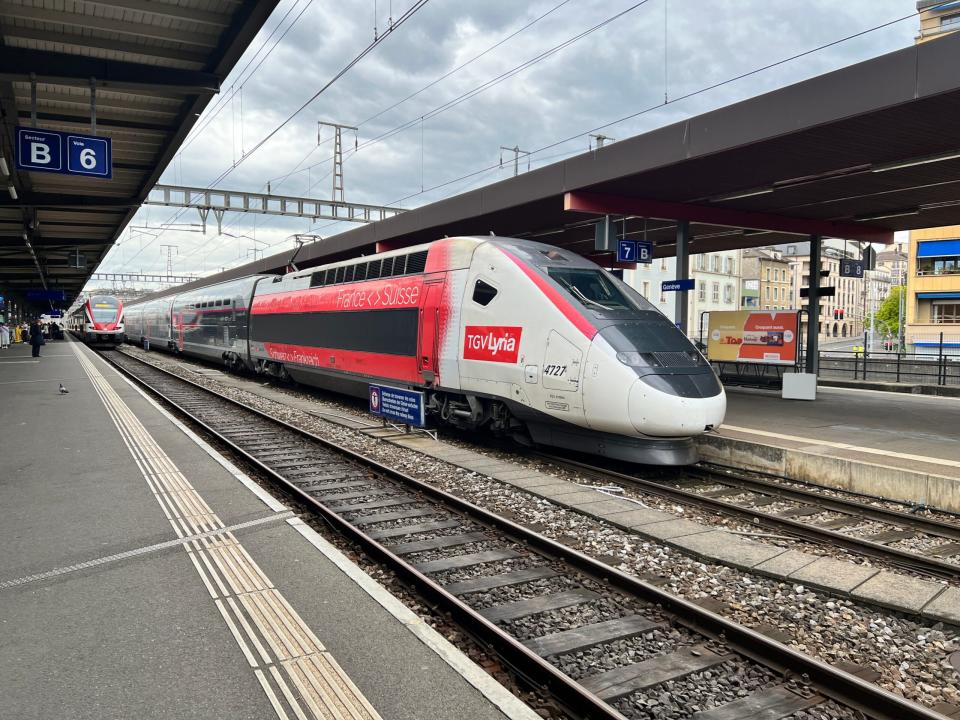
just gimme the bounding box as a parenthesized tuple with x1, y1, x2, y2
(124, 237, 725, 464)
(69, 294, 125, 345)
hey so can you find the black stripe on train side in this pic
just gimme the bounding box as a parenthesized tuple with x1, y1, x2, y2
(251, 308, 419, 356)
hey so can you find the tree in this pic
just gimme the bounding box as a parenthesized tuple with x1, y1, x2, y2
(868, 285, 904, 336)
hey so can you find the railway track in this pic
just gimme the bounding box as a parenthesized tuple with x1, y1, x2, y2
(98, 349, 947, 720)
(535, 453, 960, 580)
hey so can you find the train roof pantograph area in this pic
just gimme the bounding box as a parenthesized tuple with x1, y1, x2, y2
(0, 0, 279, 306)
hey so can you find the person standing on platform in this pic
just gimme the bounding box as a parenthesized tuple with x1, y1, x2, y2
(0, 322, 9, 349)
(29, 320, 44, 358)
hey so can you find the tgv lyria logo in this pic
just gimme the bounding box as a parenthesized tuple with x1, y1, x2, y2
(463, 326, 522, 363)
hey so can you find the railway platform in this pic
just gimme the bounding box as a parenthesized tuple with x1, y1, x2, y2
(0, 339, 536, 720)
(699, 385, 960, 513)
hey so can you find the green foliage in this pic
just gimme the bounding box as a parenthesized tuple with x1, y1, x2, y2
(868, 285, 904, 335)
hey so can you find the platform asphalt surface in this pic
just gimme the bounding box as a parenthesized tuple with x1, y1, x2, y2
(0, 340, 525, 720)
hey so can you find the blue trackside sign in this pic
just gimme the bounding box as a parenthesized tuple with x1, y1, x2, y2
(369, 384, 425, 427)
(16, 126, 112, 179)
(662, 279, 695, 292)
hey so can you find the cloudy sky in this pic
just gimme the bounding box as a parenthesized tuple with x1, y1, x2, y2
(97, 0, 922, 285)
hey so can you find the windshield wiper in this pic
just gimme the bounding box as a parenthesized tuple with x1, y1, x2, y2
(570, 285, 610, 310)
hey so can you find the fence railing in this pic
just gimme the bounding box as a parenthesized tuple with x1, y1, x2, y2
(808, 332, 960, 386)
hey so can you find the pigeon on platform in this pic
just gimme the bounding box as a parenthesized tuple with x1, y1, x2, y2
(59, 383, 69, 394)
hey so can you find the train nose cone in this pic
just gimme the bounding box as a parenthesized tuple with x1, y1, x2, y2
(627, 378, 711, 436)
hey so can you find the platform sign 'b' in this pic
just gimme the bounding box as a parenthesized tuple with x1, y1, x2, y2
(16, 128, 63, 172)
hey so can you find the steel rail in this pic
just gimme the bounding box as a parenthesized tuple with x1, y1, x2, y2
(691, 464, 960, 540)
(538, 452, 960, 580)
(99, 350, 948, 720)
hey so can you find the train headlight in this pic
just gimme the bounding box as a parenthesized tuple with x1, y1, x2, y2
(615, 351, 661, 368)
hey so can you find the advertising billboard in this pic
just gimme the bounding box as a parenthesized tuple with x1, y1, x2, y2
(707, 310, 799, 365)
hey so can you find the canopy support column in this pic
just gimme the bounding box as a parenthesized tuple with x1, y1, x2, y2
(806, 234, 822, 374)
(674, 220, 690, 334)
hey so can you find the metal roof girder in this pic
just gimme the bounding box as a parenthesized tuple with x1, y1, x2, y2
(0, 3, 222, 47)
(0, 47, 221, 94)
(563, 191, 894, 245)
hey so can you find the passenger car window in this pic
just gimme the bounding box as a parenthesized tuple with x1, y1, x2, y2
(472, 279, 498, 306)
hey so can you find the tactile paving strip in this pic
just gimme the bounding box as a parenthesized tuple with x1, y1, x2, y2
(72, 343, 382, 720)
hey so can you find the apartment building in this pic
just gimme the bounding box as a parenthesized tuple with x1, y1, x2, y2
(741, 248, 792, 311)
(905, 226, 960, 354)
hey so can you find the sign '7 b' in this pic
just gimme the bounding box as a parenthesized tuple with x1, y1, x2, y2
(15, 126, 112, 179)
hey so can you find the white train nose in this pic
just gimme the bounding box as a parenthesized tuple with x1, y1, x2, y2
(627, 377, 724, 436)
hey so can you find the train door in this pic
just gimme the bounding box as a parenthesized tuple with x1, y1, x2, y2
(419, 281, 444, 381)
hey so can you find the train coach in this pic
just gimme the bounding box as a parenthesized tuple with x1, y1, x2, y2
(69, 295, 125, 346)
(125, 236, 725, 465)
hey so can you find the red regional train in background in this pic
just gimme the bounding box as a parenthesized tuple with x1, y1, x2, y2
(68, 294, 126, 346)
(124, 237, 726, 465)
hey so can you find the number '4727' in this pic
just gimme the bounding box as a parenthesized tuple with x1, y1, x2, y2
(544, 364, 566, 377)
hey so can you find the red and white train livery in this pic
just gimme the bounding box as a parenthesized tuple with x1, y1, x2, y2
(69, 294, 125, 345)
(125, 237, 725, 464)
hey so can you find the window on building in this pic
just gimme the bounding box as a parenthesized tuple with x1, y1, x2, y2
(918, 256, 960, 275)
(659, 290, 667, 303)
(698, 284, 706, 301)
(765, 268, 770, 282)
(942, 12, 960, 29)
(725, 257, 734, 274)
(642, 281, 650, 297)
(660, 258, 668, 271)
(932, 302, 960, 324)
(696, 255, 705, 270)
(765, 286, 770, 300)
(712, 282, 719, 302)
(711, 256, 720, 272)
(724, 284, 734, 303)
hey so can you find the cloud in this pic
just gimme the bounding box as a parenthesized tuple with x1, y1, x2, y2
(96, 0, 918, 283)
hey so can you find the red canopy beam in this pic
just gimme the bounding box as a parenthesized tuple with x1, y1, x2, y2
(564, 191, 894, 245)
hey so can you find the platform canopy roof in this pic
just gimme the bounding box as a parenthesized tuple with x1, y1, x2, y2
(0, 0, 277, 310)
(172, 29, 960, 297)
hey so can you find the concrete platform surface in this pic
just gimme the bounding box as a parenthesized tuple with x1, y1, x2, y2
(723, 385, 960, 468)
(0, 340, 534, 720)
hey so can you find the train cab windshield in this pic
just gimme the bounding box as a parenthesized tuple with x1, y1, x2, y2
(546, 268, 655, 313)
(90, 297, 120, 322)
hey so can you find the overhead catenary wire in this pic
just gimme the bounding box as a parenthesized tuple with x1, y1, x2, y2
(281, 3, 930, 249)
(118, 3, 926, 279)
(119, 0, 432, 272)
(280, 0, 651, 188)
(266, 0, 575, 193)
(177, 0, 317, 156)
